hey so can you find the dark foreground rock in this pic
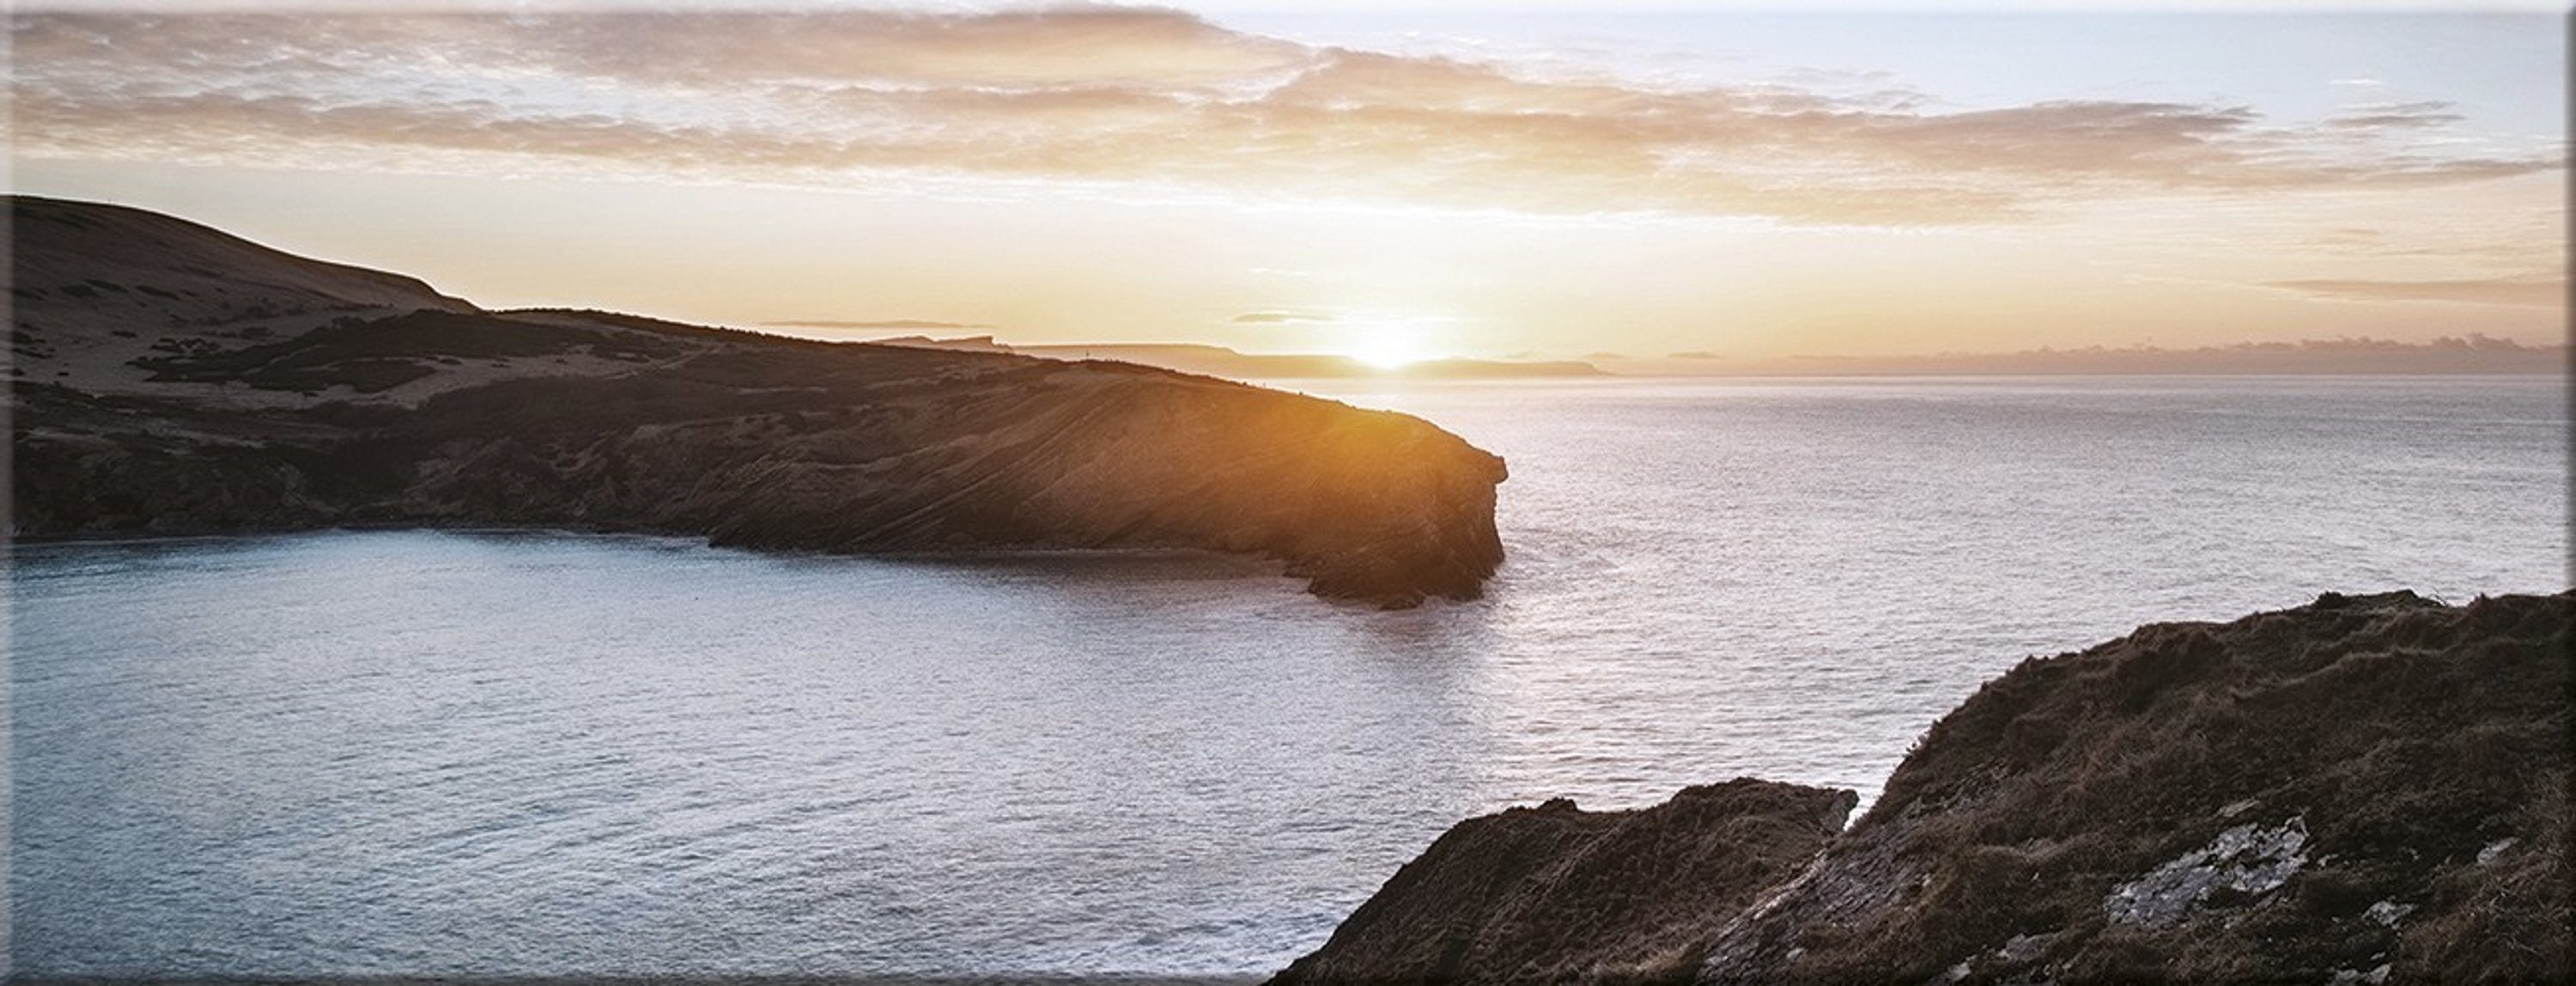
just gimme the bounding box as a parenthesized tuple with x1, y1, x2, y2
(8, 196, 1506, 606)
(1272, 780, 1855, 986)
(1282, 592, 2571, 983)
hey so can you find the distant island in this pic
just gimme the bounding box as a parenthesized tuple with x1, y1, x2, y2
(774, 332, 1608, 380)
(8, 196, 1507, 607)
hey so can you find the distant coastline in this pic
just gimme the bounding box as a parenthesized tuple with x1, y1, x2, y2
(1602, 335, 2567, 377)
(829, 333, 1608, 380)
(762, 329, 2567, 380)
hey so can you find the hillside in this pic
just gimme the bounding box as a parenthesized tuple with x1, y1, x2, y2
(8, 196, 1508, 606)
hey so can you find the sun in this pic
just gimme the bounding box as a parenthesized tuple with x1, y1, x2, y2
(1349, 330, 1426, 369)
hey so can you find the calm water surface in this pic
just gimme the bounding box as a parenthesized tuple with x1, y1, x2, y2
(11, 375, 2567, 977)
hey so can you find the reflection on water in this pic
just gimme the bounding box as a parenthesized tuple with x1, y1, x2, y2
(12, 375, 2568, 977)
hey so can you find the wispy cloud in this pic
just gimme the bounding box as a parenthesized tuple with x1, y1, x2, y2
(9, 10, 2561, 226)
(2325, 100, 2467, 131)
(1231, 311, 1335, 325)
(2263, 276, 2564, 307)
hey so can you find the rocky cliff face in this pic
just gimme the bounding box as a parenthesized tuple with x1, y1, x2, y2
(1700, 590, 2568, 983)
(1280, 592, 2571, 981)
(9, 196, 1506, 606)
(1271, 780, 1855, 986)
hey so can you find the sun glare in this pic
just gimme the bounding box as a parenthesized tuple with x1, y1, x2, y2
(1349, 330, 1426, 369)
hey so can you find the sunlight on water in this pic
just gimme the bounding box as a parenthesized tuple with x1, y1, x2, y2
(10, 376, 2567, 977)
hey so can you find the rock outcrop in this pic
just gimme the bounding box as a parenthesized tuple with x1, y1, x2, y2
(1272, 781, 1855, 986)
(9, 196, 1506, 606)
(1280, 591, 2571, 982)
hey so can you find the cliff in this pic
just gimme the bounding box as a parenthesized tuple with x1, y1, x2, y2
(1271, 780, 1855, 986)
(1279, 591, 2571, 981)
(8, 196, 1506, 606)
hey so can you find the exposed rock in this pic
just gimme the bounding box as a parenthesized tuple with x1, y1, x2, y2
(2101, 816, 2311, 928)
(2475, 837, 2518, 866)
(9, 196, 1506, 606)
(2366, 899, 2415, 928)
(1269, 780, 1856, 985)
(1281, 592, 2569, 981)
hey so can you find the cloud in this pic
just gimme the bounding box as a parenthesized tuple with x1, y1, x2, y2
(8, 10, 2561, 226)
(2263, 276, 2564, 307)
(2325, 100, 2466, 131)
(762, 319, 995, 330)
(1231, 311, 1334, 324)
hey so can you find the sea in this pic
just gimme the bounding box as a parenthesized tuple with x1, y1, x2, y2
(9, 375, 2567, 979)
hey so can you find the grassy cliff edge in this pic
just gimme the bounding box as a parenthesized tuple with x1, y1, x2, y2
(1279, 591, 2571, 983)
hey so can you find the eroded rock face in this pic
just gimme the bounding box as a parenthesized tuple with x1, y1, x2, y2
(1697, 591, 2571, 983)
(1270, 780, 1856, 985)
(9, 196, 1506, 606)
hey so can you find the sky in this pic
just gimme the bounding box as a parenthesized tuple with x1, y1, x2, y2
(8, 3, 2567, 362)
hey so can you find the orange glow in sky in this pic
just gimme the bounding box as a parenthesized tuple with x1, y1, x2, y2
(9, 6, 2563, 362)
